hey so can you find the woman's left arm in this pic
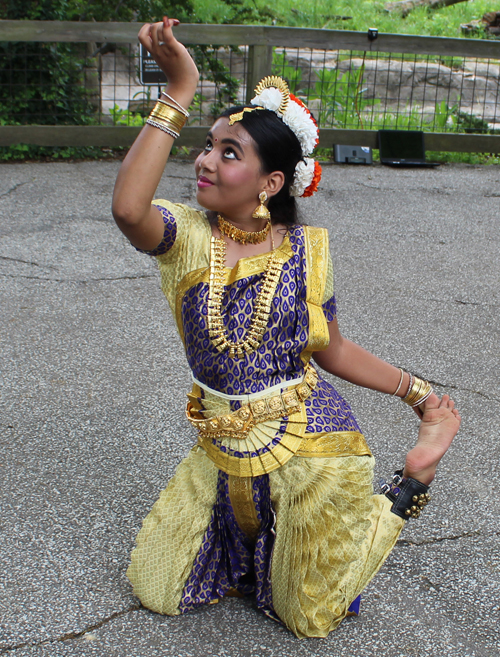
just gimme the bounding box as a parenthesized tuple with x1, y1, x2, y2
(313, 318, 439, 410)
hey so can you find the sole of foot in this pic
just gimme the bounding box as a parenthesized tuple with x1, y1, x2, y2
(403, 394, 461, 486)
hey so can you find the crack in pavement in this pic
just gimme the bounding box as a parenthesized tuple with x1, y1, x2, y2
(427, 380, 499, 403)
(395, 294, 498, 309)
(165, 174, 196, 181)
(0, 182, 27, 199)
(0, 273, 156, 282)
(0, 605, 142, 653)
(0, 255, 58, 270)
(453, 299, 483, 306)
(397, 529, 499, 547)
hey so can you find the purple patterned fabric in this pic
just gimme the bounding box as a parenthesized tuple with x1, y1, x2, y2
(181, 226, 311, 395)
(135, 204, 177, 256)
(323, 294, 337, 322)
(179, 472, 275, 615)
(304, 378, 361, 434)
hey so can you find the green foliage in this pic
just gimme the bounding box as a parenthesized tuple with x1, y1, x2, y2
(272, 52, 302, 94)
(0, 0, 195, 23)
(0, 144, 125, 161)
(0, 0, 197, 158)
(193, 46, 240, 116)
(427, 151, 500, 164)
(192, 0, 497, 38)
(433, 99, 458, 130)
(453, 110, 492, 134)
(308, 65, 380, 129)
(108, 104, 147, 126)
(0, 41, 99, 127)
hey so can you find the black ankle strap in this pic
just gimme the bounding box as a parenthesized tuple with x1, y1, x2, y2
(380, 470, 431, 520)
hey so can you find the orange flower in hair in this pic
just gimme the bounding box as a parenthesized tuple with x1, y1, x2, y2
(302, 161, 322, 197)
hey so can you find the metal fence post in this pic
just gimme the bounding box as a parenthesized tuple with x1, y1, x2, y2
(246, 45, 273, 102)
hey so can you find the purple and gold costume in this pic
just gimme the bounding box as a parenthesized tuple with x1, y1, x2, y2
(127, 201, 404, 638)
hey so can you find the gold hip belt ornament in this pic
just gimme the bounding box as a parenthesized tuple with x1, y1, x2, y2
(186, 365, 319, 440)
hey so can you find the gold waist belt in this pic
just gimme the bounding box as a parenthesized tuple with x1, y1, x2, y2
(186, 365, 319, 440)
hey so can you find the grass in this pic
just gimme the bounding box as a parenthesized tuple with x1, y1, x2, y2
(192, 0, 496, 38)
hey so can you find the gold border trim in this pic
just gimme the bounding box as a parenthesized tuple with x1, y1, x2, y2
(228, 475, 261, 541)
(296, 430, 372, 458)
(302, 226, 330, 358)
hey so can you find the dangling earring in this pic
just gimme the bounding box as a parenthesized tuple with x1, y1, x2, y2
(252, 191, 271, 221)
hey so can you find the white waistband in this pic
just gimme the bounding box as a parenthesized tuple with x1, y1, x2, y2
(191, 372, 305, 402)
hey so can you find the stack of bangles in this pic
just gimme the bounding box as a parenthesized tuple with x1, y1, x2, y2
(393, 368, 434, 408)
(146, 91, 189, 139)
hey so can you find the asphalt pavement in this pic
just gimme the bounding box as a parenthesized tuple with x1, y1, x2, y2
(1, 159, 499, 657)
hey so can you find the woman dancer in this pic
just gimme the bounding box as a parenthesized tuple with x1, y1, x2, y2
(112, 17, 461, 638)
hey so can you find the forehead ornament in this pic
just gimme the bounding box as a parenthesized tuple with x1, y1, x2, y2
(228, 106, 262, 125)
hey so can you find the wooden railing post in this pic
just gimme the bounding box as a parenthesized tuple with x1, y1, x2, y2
(246, 45, 273, 102)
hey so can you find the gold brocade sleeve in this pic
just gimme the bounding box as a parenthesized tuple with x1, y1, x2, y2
(302, 226, 331, 362)
(153, 200, 212, 321)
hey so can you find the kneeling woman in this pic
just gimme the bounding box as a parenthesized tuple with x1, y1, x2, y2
(112, 17, 461, 639)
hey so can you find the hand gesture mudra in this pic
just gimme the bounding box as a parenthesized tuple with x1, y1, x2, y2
(138, 16, 199, 107)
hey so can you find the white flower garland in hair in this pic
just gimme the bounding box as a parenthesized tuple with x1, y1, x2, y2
(250, 88, 318, 157)
(289, 158, 316, 197)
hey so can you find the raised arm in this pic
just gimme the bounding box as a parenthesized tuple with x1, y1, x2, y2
(313, 318, 440, 414)
(112, 17, 199, 251)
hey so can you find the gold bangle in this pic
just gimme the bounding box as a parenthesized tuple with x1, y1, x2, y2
(402, 376, 433, 407)
(403, 378, 424, 406)
(150, 102, 187, 129)
(149, 110, 185, 133)
(149, 115, 185, 135)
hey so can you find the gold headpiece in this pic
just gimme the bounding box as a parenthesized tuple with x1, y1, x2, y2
(254, 76, 290, 115)
(228, 76, 290, 125)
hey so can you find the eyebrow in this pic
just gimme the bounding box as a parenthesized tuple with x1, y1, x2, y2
(206, 131, 245, 156)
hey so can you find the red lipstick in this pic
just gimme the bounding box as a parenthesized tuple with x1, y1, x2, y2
(197, 175, 214, 188)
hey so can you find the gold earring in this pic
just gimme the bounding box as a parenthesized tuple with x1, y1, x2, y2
(252, 191, 271, 221)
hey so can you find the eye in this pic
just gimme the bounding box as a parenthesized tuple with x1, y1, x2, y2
(223, 147, 237, 160)
(204, 140, 213, 152)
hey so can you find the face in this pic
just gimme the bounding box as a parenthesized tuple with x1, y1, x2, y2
(194, 118, 274, 223)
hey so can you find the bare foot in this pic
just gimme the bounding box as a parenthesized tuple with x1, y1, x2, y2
(403, 394, 461, 485)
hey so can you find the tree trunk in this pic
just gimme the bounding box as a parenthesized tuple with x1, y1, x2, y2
(384, 0, 469, 18)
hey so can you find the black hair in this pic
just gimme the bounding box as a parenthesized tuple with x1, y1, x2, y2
(217, 105, 304, 226)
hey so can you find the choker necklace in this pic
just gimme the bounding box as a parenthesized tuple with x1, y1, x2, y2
(218, 214, 271, 245)
(207, 229, 283, 359)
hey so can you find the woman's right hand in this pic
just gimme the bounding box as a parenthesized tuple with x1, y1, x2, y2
(138, 17, 200, 107)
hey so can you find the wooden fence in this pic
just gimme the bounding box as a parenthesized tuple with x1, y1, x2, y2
(1, 20, 500, 152)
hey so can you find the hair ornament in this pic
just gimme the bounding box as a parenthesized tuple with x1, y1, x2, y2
(228, 106, 262, 126)
(290, 158, 322, 197)
(253, 76, 290, 115)
(250, 76, 322, 198)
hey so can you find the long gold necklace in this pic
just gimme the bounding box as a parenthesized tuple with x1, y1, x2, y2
(217, 214, 270, 245)
(207, 226, 283, 359)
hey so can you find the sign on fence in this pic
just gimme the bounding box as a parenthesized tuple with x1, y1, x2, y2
(139, 44, 167, 85)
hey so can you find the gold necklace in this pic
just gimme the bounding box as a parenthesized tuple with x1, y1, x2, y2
(207, 229, 283, 359)
(218, 214, 271, 245)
